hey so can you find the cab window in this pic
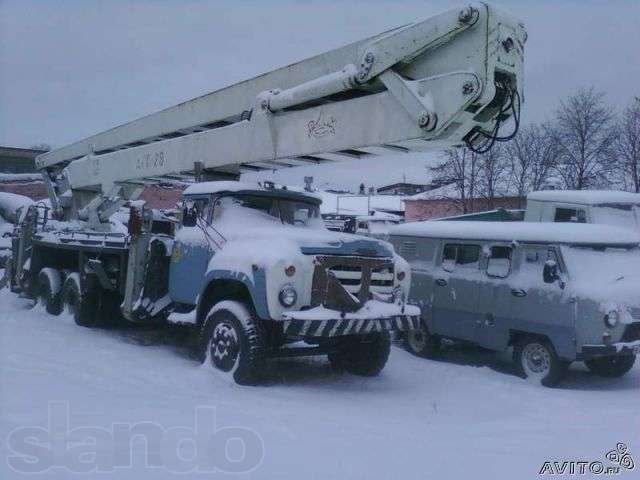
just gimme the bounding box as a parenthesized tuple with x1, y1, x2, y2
(554, 207, 586, 223)
(182, 195, 211, 226)
(486, 246, 512, 278)
(441, 244, 481, 272)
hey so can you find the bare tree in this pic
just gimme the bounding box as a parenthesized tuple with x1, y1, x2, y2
(614, 97, 640, 192)
(430, 148, 480, 213)
(504, 123, 557, 206)
(476, 143, 508, 209)
(546, 88, 617, 189)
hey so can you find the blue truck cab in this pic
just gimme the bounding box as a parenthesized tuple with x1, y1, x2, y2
(166, 181, 419, 383)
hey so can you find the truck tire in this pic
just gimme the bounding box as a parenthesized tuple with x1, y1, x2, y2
(61, 273, 103, 327)
(328, 332, 391, 376)
(37, 268, 63, 315)
(404, 322, 441, 359)
(199, 300, 265, 385)
(513, 338, 569, 387)
(585, 355, 636, 378)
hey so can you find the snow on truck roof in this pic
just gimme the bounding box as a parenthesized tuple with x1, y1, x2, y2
(183, 181, 321, 202)
(527, 190, 640, 205)
(390, 221, 640, 246)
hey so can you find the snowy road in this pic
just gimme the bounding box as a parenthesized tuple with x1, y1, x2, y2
(1, 287, 638, 480)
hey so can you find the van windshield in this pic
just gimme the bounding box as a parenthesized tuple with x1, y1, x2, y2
(592, 204, 640, 230)
(561, 245, 640, 283)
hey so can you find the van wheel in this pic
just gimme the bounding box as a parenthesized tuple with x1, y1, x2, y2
(37, 268, 63, 315)
(514, 338, 568, 387)
(328, 333, 391, 376)
(585, 355, 636, 378)
(62, 274, 103, 327)
(199, 300, 265, 385)
(404, 322, 441, 358)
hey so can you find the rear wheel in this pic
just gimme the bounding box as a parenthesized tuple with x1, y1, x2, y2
(513, 338, 569, 387)
(585, 355, 636, 378)
(328, 333, 391, 376)
(199, 300, 265, 385)
(61, 274, 103, 327)
(37, 268, 63, 315)
(404, 322, 441, 358)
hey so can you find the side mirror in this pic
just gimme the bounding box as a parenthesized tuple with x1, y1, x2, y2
(182, 205, 197, 227)
(543, 260, 559, 284)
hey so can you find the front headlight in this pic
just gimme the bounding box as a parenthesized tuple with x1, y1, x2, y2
(278, 284, 298, 307)
(604, 310, 619, 328)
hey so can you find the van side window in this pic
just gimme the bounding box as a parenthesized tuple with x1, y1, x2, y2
(442, 244, 480, 271)
(487, 246, 512, 278)
(554, 208, 586, 223)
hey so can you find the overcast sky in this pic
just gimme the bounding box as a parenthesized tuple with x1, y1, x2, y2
(1, 0, 638, 190)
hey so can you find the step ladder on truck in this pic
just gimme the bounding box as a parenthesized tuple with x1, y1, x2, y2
(8, 3, 525, 384)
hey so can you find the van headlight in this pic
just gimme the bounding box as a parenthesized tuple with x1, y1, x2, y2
(604, 310, 619, 328)
(278, 284, 298, 307)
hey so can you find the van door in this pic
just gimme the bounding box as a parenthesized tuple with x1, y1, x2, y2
(169, 194, 213, 305)
(508, 246, 576, 359)
(431, 243, 482, 342)
(476, 244, 515, 350)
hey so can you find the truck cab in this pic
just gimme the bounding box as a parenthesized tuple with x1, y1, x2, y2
(524, 190, 640, 233)
(354, 214, 402, 240)
(165, 181, 419, 383)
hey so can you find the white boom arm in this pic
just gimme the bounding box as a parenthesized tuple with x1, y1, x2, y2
(37, 2, 525, 224)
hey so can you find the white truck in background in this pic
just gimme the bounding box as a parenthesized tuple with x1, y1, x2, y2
(7, 3, 526, 384)
(525, 190, 640, 231)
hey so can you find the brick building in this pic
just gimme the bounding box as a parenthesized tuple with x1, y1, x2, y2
(402, 183, 524, 222)
(0, 146, 46, 174)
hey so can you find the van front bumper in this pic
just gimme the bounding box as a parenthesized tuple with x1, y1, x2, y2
(579, 340, 640, 360)
(281, 302, 420, 338)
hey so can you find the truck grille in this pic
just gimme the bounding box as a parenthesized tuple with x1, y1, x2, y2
(629, 308, 640, 321)
(328, 264, 394, 295)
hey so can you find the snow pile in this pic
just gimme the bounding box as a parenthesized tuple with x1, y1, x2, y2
(0, 172, 42, 182)
(0, 192, 33, 223)
(1, 285, 638, 480)
(527, 189, 640, 205)
(391, 220, 640, 245)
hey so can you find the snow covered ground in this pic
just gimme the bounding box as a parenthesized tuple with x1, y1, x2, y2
(1, 286, 638, 479)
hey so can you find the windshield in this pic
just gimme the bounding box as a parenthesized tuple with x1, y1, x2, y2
(592, 204, 640, 229)
(222, 194, 321, 227)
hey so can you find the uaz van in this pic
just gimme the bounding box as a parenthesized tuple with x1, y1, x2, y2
(389, 221, 640, 386)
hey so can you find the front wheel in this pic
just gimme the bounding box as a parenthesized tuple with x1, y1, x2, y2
(585, 355, 636, 378)
(404, 322, 441, 358)
(328, 333, 391, 376)
(199, 301, 265, 385)
(513, 338, 569, 387)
